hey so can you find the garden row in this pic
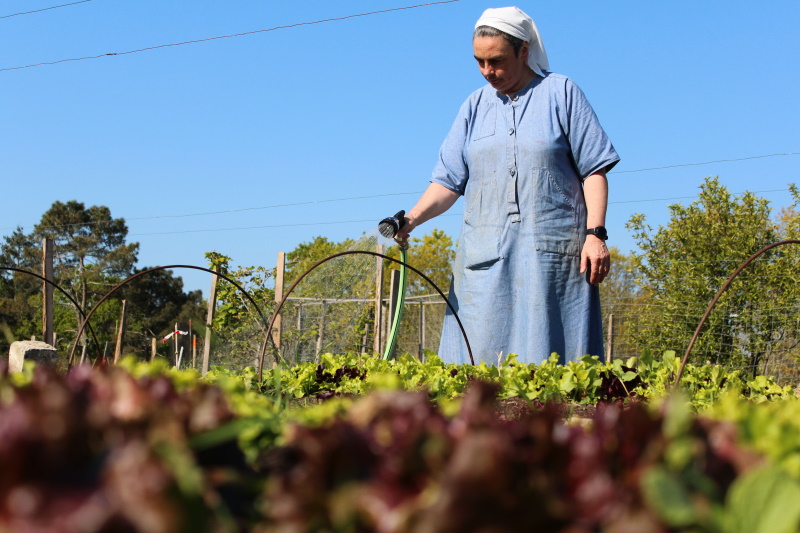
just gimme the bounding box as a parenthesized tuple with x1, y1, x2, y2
(1, 353, 799, 532)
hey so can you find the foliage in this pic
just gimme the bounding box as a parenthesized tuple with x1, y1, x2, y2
(627, 177, 800, 372)
(385, 227, 456, 297)
(0, 227, 44, 346)
(199, 351, 794, 412)
(121, 267, 206, 354)
(0, 201, 202, 362)
(599, 246, 651, 359)
(3, 356, 800, 532)
(202, 251, 275, 369)
(0, 362, 261, 533)
(35, 200, 139, 317)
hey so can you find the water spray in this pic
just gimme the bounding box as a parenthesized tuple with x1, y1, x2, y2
(378, 210, 408, 360)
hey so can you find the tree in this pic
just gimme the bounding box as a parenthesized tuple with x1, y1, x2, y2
(122, 267, 206, 350)
(599, 247, 651, 359)
(202, 251, 276, 368)
(385, 228, 456, 296)
(626, 177, 800, 373)
(0, 227, 40, 347)
(35, 201, 139, 321)
(1, 201, 201, 361)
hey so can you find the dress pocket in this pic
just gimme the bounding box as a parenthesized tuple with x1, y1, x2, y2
(470, 104, 497, 141)
(532, 167, 582, 256)
(462, 179, 502, 269)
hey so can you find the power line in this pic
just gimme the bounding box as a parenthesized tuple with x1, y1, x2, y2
(0, 0, 95, 20)
(610, 152, 800, 174)
(2, 185, 795, 235)
(0, 0, 461, 72)
(1, 152, 797, 234)
(608, 188, 789, 205)
(128, 213, 464, 237)
(126, 192, 423, 221)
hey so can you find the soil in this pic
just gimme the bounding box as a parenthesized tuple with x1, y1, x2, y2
(495, 397, 601, 421)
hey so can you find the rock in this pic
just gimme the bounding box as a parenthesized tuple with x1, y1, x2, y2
(8, 340, 57, 373)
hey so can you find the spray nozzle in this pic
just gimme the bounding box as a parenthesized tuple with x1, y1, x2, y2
(378, 210, 406, 239)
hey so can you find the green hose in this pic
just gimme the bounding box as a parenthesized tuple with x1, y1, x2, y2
(382, 245, 408, 360)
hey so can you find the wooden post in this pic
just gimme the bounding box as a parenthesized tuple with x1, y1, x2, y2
(173, 322, 179, 367)
(41, 238, 54, 346)
(421, 303, 427, 356)
(192, 334, 197, 369)
(113, 300, 127, 364)
(151, 338, 157, 361)
(273, 252, 285, 351)
(362, 323, 370, 353)
(387, 269, 401, 358)
(418, 302, 424, 359)
(202, 270, 219, 375)
(606, 313, 614, 363)
(315, 301, 327, 362)
(373, 244, 384, 354)
(295, 303, 303, 361)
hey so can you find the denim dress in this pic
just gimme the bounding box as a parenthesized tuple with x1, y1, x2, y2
(433, 73, 620, 365)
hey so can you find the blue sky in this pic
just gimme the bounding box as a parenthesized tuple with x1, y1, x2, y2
(2, 0, 799, 295)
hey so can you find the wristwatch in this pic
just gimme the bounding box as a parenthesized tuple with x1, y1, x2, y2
(585, 226, 608, 241)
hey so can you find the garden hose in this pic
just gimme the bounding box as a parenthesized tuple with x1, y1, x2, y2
(378, 211, 409, 360)
(382, 243, 408, 360)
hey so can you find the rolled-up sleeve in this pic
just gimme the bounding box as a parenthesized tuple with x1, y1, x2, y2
(561, 79, 620, 179)
(431, 100, 471, 195)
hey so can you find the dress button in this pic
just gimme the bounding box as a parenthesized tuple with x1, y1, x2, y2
(510, 169, 516, 177)
(508, 128, 515, 135)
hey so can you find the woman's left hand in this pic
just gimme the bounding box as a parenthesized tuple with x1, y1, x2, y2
(580, 236, 610, 285)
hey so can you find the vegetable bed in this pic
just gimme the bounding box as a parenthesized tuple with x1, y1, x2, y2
(1, 352, 799, 533)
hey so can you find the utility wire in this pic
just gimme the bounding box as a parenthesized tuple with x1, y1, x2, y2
(610, 152, 800, 174)
(0, 0, 461, 72)
(126, 192, 423, 221)
(608, 188, 788, 205)
(1, 153, 797, 233)
(0, 0, 95, 20)
(3, 186, 796, 234)
(128, 213, 464, 237)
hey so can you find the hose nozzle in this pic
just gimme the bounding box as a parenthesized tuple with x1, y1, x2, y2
(378, 210, 406, 239)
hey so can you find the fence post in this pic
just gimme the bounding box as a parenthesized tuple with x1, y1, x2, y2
(606, 313, 614, 363)
(41, 238, 54, 346)
(315, 301, 327, 362)
(373, 244, 384, 354)
(273, 252, 285, 353)
(202, 270, 219, 375)
(113, 300, 127, 364)
(151, 337, 157, 362)
(362, 323, 370, 353)
(418, 301, 424, 359)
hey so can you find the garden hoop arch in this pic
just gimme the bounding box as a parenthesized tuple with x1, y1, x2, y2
(674, 239, 800, 387)
(258, 249, 474, 379)
(68, 265, 269, 367)
(0, 266, 101, 353)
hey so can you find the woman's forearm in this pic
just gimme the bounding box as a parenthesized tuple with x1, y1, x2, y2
(396, 183, 460, 239)
(583, 170, 608, 230)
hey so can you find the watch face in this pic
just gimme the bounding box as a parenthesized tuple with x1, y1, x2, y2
(588, 227, 608, 240)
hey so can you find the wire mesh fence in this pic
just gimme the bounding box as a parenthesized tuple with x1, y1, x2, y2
(6, 251, 800, 389)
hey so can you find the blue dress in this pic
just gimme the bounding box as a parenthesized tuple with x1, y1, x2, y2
(433, 73, 620, 365)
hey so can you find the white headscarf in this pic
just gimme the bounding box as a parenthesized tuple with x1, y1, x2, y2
(474, 7, 549, 77)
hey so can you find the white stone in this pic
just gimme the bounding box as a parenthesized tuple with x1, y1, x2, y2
(8, 340, 57, 373)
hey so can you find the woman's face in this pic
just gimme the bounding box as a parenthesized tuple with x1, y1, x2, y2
(473, 35, 530, 95)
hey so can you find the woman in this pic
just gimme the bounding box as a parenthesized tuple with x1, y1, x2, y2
(395, 7, 620, 365)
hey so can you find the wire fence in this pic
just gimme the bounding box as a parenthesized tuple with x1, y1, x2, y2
(6, 267, 800, 388)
